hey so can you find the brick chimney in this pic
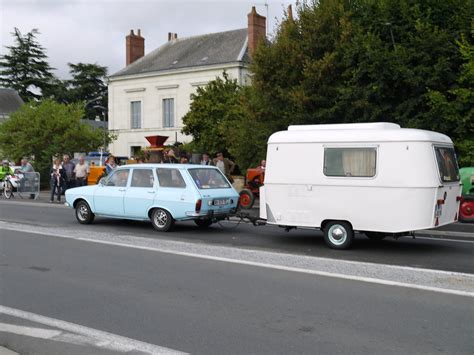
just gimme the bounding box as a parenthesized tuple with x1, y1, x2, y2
(168, 32, 178, 41)
(247, 6, 266, 58)
(126, 29, 145, 66)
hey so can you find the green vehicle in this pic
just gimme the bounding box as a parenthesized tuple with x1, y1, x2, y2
(459, 167, 474, 223)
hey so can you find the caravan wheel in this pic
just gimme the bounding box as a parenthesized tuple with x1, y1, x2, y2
(323, 221, 354, 250)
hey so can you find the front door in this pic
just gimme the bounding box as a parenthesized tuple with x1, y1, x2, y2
(94, 169, 130, 216)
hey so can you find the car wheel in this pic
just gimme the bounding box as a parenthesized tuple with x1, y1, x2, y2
(75, 200, 95, 224)
(365, 232, 387, 240)
(151, 208, 174, 232)
(323, 221, 354, 250)
(3, 181, 13, 199)
(239, 189, 255, 209)
(194, 219, 213, 228)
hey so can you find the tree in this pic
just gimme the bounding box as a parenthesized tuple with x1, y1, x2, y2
(182, 72, 244, 156)
(428, 33, 474, 166)
(0, 28, 54, 101)
(0, 100, 114, 182)
(67, 63, 108, 120)
(249, 0, 472, 160)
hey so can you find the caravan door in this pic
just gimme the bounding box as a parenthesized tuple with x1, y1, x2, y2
(433, 146, 462, 226)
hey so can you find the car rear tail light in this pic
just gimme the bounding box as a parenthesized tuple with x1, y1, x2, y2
(195, 199, 202, 213)
(454, 212, 458, 221)
(437, 199, 445, 205)
(456, 196, 462, 202)
(435, 217, 439, 226)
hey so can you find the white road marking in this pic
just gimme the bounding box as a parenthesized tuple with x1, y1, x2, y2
(1, 221, 473, 298)
(0, 306, 186, 354)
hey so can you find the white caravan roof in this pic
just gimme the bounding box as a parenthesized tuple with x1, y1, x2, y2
(270, 123, 452, 144)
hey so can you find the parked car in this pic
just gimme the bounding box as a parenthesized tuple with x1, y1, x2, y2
(65, 164, 239, 231)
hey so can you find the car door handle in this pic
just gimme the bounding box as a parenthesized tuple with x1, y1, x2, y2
(147, 191, 155, 194)
(118, 188, 126, 192)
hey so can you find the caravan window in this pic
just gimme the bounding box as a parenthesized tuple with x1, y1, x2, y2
(434, 146, 460, 182)
(324, 148, 377, 177)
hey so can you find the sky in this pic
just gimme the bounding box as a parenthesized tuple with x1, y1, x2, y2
(1, 0, 295, 79)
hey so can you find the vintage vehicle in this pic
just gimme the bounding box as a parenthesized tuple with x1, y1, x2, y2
(259, 122, 462, 249)
(459, 167, 474, 223)
(65, 164, 239, 231)
(239, 167, 265, 209)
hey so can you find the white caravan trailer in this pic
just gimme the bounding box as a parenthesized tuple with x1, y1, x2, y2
(259, 123, 462, 249)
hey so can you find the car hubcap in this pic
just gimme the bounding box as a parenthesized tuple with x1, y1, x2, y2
(328, 225, 347, 246)
(78, 205, 88, 220)
(155, 210, 167, 227)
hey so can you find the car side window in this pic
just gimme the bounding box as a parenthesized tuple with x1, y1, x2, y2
(106, 169, 129, 187)
(131, 169, 154, 188)
(156, 168, 186, 188)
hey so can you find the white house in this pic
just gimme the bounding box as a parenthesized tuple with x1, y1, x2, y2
(108, 7, 266, 158)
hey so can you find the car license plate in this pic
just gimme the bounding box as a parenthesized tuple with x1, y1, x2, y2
(213, 198, 229, 206)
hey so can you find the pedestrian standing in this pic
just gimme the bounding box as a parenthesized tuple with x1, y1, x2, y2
(18, 158, 36, 199)
(62, 154, 76, 191)
(163, 149, 178, 164)
(74, 156, 89, 186)
(50, 158, 65, 203)
(212, 152, 235, 183)
(200, 153, 211, 165)
(105, 155, 117, 174)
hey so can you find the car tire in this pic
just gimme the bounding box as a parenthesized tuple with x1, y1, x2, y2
(75, 200, 95, 224)
(365, 232, 387, 240)
(151, 208, 174, 232)
(194, 219, 213, 228)
(239, 189, 255, 209)
(3, 181, 13, 199)
(323, 221, 354, 250)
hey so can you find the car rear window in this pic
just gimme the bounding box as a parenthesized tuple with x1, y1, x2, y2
(156, 168, 186, 188)
(435, 146, 460, 182)
(188, 168, 231, 189)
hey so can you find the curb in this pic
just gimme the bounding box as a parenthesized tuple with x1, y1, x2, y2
(0, 346, 19, 355)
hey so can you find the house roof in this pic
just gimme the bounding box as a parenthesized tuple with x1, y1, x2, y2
(111, 28, 249, 78)
(0, 88, 24, 116)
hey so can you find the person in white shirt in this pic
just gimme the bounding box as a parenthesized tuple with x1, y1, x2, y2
(74, 156, 89, 186)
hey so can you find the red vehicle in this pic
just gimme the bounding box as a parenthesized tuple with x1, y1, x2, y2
(239, 167, 265, 209)
(459, 167, 474, 223)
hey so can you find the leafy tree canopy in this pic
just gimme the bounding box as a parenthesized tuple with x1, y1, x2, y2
(250, 0, 473, 165)
(0, 100, 114, 181)
(0, 28, 54, 101)
(181, 72, 245, 156)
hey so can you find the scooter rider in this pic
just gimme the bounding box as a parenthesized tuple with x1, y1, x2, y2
(0, 160, 14, 181)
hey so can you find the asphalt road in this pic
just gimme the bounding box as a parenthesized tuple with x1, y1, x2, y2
(1, 201, 473, 354)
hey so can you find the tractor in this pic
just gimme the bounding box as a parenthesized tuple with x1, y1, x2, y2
(239, 167, 265, 209)
(459, 167, 474, 223)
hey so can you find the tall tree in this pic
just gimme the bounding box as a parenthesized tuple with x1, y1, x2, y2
(67, 63, 108, 120)
(249, 0, 472, 160)
(0, 28, 54, 101)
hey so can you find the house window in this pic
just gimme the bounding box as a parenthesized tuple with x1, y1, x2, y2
(324, 147, 377, 177)
(163, 98, 174, 128)
(131, 101, 141, 129)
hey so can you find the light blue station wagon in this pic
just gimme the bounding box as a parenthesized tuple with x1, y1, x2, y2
(65, 164, 240, 231)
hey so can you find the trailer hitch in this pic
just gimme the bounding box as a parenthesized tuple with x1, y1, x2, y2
(235, 211, 267, 226)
